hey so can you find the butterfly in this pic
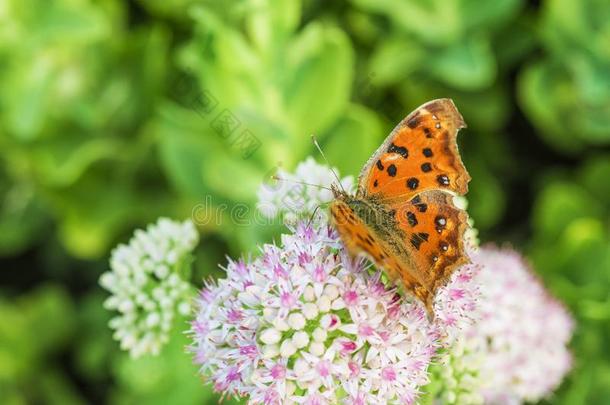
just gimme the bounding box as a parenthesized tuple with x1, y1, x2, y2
(329, 99, 471, 317)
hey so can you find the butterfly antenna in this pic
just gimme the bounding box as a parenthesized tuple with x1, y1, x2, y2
(272, 175, 332, 191)
(306, 204, 323, 228)
(311, 135, 346, 193)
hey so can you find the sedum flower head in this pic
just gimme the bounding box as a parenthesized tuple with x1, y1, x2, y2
(190, 222, 479, 404)
(432, 254, 481, 347)
(191, 224, 432, 403)
(471, 246, 574, 403)
(436, 246, 574, 404)
(100, 218, 199, 357)
(257, 157, 353, 223)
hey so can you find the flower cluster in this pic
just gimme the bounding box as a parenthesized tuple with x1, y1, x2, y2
(464, 247, 574, 404)
(257, 157, 353, 223)
(190, 223, 481, 404)
(100, 218, 199, 357)
(432, 254, 481, 347)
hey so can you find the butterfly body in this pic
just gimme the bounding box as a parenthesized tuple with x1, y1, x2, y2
(330, 99, 471, 316)
(330, 191, 417, 289)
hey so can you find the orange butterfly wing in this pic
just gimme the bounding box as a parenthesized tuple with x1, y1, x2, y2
(330, 191, 469, 314)
(358, 98, 470, 200)
(387, 191, 470, 305)
(331, 98, 471, 316)
(329, 199, 421, 292)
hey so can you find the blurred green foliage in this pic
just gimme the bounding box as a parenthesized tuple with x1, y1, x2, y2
(530, 155, 610, 404)
(0, 0, 608, 403)
(0, 285, 81, 404)
(519, 0, 610, 152)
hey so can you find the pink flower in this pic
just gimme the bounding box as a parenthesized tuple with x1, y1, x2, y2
(469, 246, 574, 403)
(381, 366, 397, 381)
(436, 246, 574, 404)
(189, 223, 446, 403)
(269, 364, 286, 379)
(343, 290, 359, 306)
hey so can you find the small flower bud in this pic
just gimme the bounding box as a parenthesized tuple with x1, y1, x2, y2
(280, 339, 297, 358)
(318, 295, 331, 312)
(293, 331, 310, 349)
(303, 302, 319, 319)
(324, 285, 339, 300)
(273, 317, 290, 331)
(331, 298, 345, 310)
(260, 328, 281, 345)
(263, 307, 276, 322)
(312, 327, 327, 342)
(262, 344, 279, 359)
(303, 285, 315, 302)
(288, 312, 306, 330)
(309, 341, 325, 356)
(293, 358, 309, 376)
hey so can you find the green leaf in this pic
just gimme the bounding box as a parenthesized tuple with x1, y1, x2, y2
(31, 135, 126, 188)
(245, 0, 301, 52)
(323, 104, 384, 177)
(580, 156, 610, 205)
(460, 0, 523, 33)
(157, 124, 209, 198)
(351, 0, 462, 46)
(466, 160, 506, 230)
(532, 181, 602, 242)
(284, 23, 354, 144)
(0, 183, 47, 255)
(429, 36, 496, 91)
(369, 36, 425, 85)
(518, 61, 585, 153)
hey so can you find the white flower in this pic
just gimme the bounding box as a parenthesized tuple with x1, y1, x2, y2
(257, 157, 353, 223)
(100, 218, 198, 357)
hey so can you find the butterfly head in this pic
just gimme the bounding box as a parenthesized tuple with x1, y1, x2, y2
(330, 183, 349, 200)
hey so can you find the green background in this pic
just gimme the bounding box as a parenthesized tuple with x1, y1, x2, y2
(0, 0, 609, 403)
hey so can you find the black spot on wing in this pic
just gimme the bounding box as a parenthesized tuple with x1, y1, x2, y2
(410, 195, 428, 213)
(388, 143, 408, 158)
(406, 113, 421, 129)
(410, 232, 429, 250)
(387, 164, 397, 177)
(423, 148, 433, 158)
(406, 211, 418, 227)
(437, 174, 450, 186)
(421, 163, 432, 173)
(406, 177, 419, 190)
(376, 160, 384, 170)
